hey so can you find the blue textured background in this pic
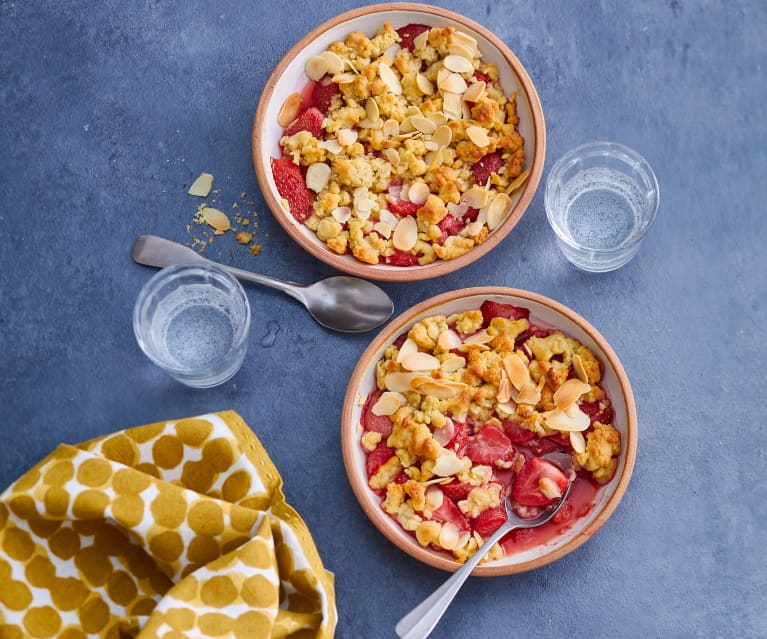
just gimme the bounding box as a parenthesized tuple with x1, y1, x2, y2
(1, 1, 765, 637)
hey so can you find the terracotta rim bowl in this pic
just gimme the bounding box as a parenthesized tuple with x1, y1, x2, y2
(341, 287, 637, 574)
(252, 3, 546, 281)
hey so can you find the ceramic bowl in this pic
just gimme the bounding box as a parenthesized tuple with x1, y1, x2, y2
(252, 3, 546, 281)
(341, 287, 637, 574)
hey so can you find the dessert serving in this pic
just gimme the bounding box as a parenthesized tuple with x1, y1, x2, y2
(342, 288, 637, 575)
(253, 5, 545, 281)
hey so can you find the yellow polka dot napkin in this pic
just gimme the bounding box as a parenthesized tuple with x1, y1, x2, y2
(0, 411, 336, 638)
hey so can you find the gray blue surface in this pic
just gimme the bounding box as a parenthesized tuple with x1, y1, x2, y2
(1, 1, 765, 637)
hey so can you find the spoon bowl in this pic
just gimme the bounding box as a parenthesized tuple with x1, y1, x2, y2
(132, 235, 394, 333)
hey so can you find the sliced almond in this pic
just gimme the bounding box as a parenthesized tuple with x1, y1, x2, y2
(461, 101, 473, 120)
(452, 30, 478, 50)
(463, 329, 493, 345)
(431, 124, 452, 148)
(539, 477, 563, 500)
(371, 391, 406, 416)
(516, 380, 541, 405)
(463, 207, 487, 237)
(416, 73, 435, 95)
(428, 112, 448, 128)
(373, 221, 392, 239)
(319, 51, 344, 74)
(449, 43, 476, 61)
(437, 329, 462, 350)
(503, 353, 530, 390)
(466, 125, 490, 148)
(379, 209, 398, 228)
(439, 522, 460, 550)
(462, 80, 486, 103)
(463, 185, 490, 208)
(379, 63, 403, 95)
(439, 72, 468, 94)
(396, 338, 419, 363)
(188, 172, 214, 197)
(336, 128, 358, 146)
(507, 170, 531, 194)
(392, 216, 418, 251)
(305, 55, 328, 81)
(432, 418, 455, 447)
(331, 206, 352, 224)
(318, 138, 343, 154)
(365, 97, 380, 122)
(496, 400, 517, 417)
(572, 354, 589, 383)
(382, 118, 400, 137)
(277, 93, 302, 128)
(436, 67, 451, 89)
(410, 115, 437, 135)
(543, 407, 590, 432)
(424, 140, 439, 152)
(442, 92, 462, 119)
(407, 181, 430, 205)
(444, 54, 474, 75)
(305, 162, 331, 193)
(402, 352, 441, 372)
(413, 29, 430, 51)
(447, 201, 469, 218)
(383, 147, 400, 167)
(201, 207, 230, 232)
(425, 485, 444, 510)
(358, 117, 383, 130)
(399, 116, 415, 134)
(405, 105, 423, 117)
(570, 431, 586, 454)
(411, 378, 467, 399)
(333, 72, 357, 84)
(431, 454, 465, 477)
(384, 371, 422, 393)
(440, 355, 466, 374)
(486, 193, 511, 230)
(553, 379, 591, 412)
(497, 376, 513, 405)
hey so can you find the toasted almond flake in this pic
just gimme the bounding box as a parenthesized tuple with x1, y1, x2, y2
(442, 92, 463, 119)
(462, 80, 486, 103)
(432, 418, 455, 446)
(457, 341, 489, 353)
(371, 391, 406, 416)
(487, 192, 512, 230)
(444, 54, 474, 74)
(365, 97, 380, 122)
(277, 92, 302, 127)
(358, 117, 383, 130)
(452, 30, 478, 49)
(383, 147, 400, 166)
(402, 352, 441, 372)
(378, 63, 403, 95)
(382, 118, 400, 137)
(466, 125, 491, 148)
(429, 147, 444, 170)
(539, 477, 563, 500)
(437, 329, 462, 350)
(333, 72, 356, 84)
(553, 379, 591, 411)
(428, 112, 448, 128)
(354, 197, 374, 214)
(400, 183, 410, 202)
(440, 355, 465, 374)
(439, 72, 468, 94)
(416, 72, 435, 95)
(432, 124, 452, 148)
(396, 338, 419, 363)
(409, 115, 436, 135)
(383, 43, 401, 60)
(463, 207, 487, 237)
(305, 162, 331, 193)
(503, 353, 530, 390)
(393, 216, 418, 251)
(305, 55, 328, 81)
(436, 67, 451, 88)
(432, 454, 465, 477)
(399, 116, 415, 134)
(507, 170, 531, 194)
(543, 407, 590, 432)
(496, 400, 517, 417)
(463, 329, 493, 345)
(408, 181, 430, 205)
(336, 128, 358, 146)
(346, 59, 360, 75)
(379, 209, 398, 228)
(331, 206, 351, 224)
(439, 522, 460, 550)
(411, 378, 467, 399)
(570, 431, 586, 454)
(373, 221, 392, 238)
(497, 376, 513, 404)
(201, 207, 230, 232)
(188, 172, 214, 197)
(449, 43, 476, 60)
(319, 51, 344, 74)
(413, 29, 430, 50)
(405, 105, 423, 117)
(425, 485, 444, 510)
(384, 371, 423, 393)
(516, 380, 541, 405)
(463, 185, 490, 208)
(572, 354, 589, 383)
(318, 139, 343, 154)
(447, 201, 469, 218)
(424, 140, 439, 152)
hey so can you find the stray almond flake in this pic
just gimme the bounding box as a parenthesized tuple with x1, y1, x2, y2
(416, 73, 435, 95)
(188, 172, 214, 197)
(508, 170, 531, 194)
(305, 55, 328, 81)
(466, 125, 490, 148)
(444, 54, 474, 74)
(503, 353, 530, 390)
(463, 80, 486, 103)
(486, 193, 512, 230)
(553, 379, 591, 411)
(393, 216, 418, 251)
(379, 63, 402, 94)
(201, 207, 230, 232)
(408, 182, 430, 205)
(573, 354, 589, 383)
(305, 163, 331, 193)
(402, 352, 441, 371)
(371, 391, 406, 416)
(539, 477, 562, 499)
(278, 92, 302, 127)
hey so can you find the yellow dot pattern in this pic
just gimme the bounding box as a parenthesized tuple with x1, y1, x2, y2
(0, 411, 336, 638)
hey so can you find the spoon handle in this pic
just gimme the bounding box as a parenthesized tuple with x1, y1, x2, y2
(395, 520, 516, 639)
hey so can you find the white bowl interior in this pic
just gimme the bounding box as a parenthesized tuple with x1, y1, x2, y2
(258, 8, 539, 273)
(346, 292, 630, 569)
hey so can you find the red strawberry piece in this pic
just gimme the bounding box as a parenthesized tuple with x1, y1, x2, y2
(360, 389, 393, 437)
(471, 505, 508, 538)
(440, 481, 474, 502)
(473, 70, 492, 84)
(472, 150, 505, 186)
(523, 436, 566, 457)
(436, 214, 466, 244)
(430, 494, 470, 534)
(465, 425, 514, 466)
(552, 498, 574, 524)
(512, 457, 569, 507)
(396, 23, 430, 51)
(514, 325, 554, 349)
(580, 399, 615, 425)
(366, 441, 395, 479)
(502, 419, 535, 444)
(392, 331, 409, 349)
(480, 299, 530, 326)
(270, 157, 314, 223)
(446, 420, 469, 455)
(383, 250, 419, 266)
(284, 106, 324, 138)
(463, 207, 479, 222)
(310, 79, 341, 114)
(388, 197, 420, 216)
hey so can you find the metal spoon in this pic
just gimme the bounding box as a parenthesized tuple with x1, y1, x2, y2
(132, 235, 394, 333)
(395, 454, 574, 639)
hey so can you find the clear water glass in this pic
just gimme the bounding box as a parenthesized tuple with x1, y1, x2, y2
(133, 263, 251, 388)
(545, 141, 660, 272)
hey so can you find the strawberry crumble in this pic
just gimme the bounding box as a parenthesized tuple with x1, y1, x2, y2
(271, 22, 530, 267)
(358, 300, 621, 564)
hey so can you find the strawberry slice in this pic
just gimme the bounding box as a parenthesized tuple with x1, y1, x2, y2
(465, 425, 514, 466)
(310, 80, 341, 114)
(361, 389, 393, 437)
(430, 494, 470, 534)
(472, 151, 504, 186)
(473, 70, 492, 84)
(366, 441, 395, 479)
(388, 197, 420, 217)
(480, 299, 530, 325)
(383, 250, 419, 266)
(463, 207, 480, 222)
(446, 420, 469, 456)
(270, 157, 314, 223)
(471, 505, 508, 538)
(580, 399, 615, 426)
(523, 436, 566, 457)
(436, 214, 466, 244)
(396, 23, 430, 51)
(512, 457, 569, 507)
(502, 419, 535, 444)
(440, 481, 473, 502)
(285, 106, 324, 137)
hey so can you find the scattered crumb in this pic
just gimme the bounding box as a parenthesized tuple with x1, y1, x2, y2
(250, 244, 262, 256)
(236, 231, 252, 245)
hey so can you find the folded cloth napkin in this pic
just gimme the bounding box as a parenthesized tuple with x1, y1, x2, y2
(0, 411, 336, 638)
